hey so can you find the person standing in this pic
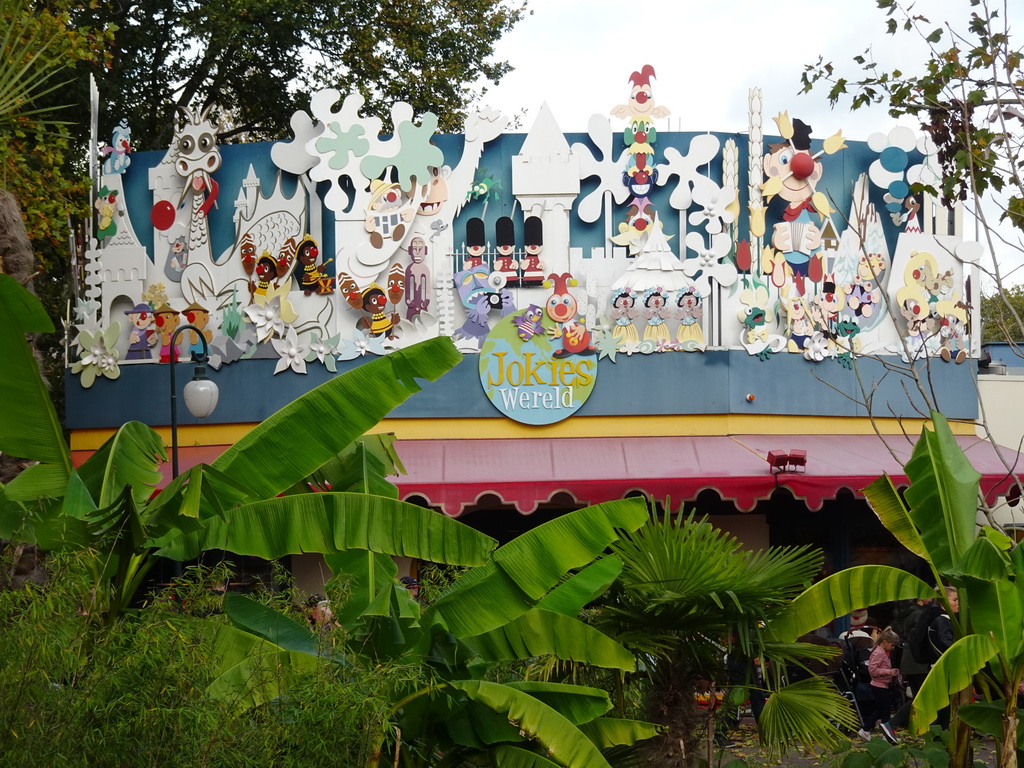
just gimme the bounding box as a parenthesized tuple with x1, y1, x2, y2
(858, 629, 901, 744)
(899, 598, 934, 696)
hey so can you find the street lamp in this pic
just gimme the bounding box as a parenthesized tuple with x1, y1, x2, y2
(169, 324, 219, 477)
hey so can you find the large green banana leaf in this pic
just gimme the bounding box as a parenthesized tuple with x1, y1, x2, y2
(451, 680, 614, 768)
(964, 575, 1024, 659)
(155, 492, 497, 564)
(536, 556, 623, 616)
(958, 701, 1024, 748)
(862, 474, 930, 561)
(501, 681, 610, 725)
(0, 274, 69, 471)
(911, 634, 998, 733)
(576, 717, 660, 749)
(210, 336, 461, 499)
(757, 675, 862, 756)
(287, 433, 404, 498)
(902, 412, 980, 573)
(223, 592, 320, 656)
(486, 746, 561, 768)
(956, 531, 1014, 580)
(768, 565, 934, 642)
(76, 421, 166, 508)
(325, 549, 421, 629)
(426, 499, 648, 638)
(463, 608, 635, 671)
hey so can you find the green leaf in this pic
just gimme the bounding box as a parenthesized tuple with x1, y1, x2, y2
(0, 274, 69, 472)
(955, 535, 1011, 580)
(576, 717, 660, 749)
(911, 634, 997, 733)
(958, 701, 1024, 746)
(157, 491, 497, 564)
(3, 462, 69, 501)
(503, 681, 610, 725)
(464, 609, 635, 671)
(211, 337, 461, 499)
(862, 475, 929, 560)
(758, 676, 861, 757)
(426, 499, 647, 638)
(451, 680, 613, 768)
(963, 576, 1024, 658)
(903, 413, 980, 572)
(493, 499, 649, 601)
(223, 592, 319, 656)
(537, 556, 623, 616)
(76, 421, 166, 508)
(769, 565, 934, 642)
(489, 746, 560, 768)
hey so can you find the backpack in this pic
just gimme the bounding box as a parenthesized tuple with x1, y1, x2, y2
(910, 604, 943, 664)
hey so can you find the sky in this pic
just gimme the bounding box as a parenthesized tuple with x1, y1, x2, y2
(478, 0, 1014, 139)
(475, 0, 1024, 284)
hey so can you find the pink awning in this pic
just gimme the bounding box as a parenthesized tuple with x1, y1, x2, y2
(393, 434, 1023, 517)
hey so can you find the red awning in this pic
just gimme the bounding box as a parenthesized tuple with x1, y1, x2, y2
(393, 434, 1023, 517)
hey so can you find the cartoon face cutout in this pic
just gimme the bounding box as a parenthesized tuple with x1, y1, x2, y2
(857, 254, 883, 283)
(900, 298, 924, 326)
(255, 255, 276, 281)
(414, 166, 449, 216)
(387, 264, 406, 305)
(612, 291, 635, 309)
(297, 240, 319, 265)
(363, 287, 387, 313)
(546, 291, 578, 323)
(644, 291, 666, 310)
(185, 308, 209, 328)
(408, 237, 427, 262)
(129, 309, 152, 330)
(763, 145, 823, 204)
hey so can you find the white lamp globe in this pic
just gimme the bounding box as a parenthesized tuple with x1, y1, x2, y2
(183, 368, 219, 419)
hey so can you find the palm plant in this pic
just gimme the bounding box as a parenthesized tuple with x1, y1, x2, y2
(591, 510, 860, 767)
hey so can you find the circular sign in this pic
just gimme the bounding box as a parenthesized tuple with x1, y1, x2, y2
(478, 307, 598, 425)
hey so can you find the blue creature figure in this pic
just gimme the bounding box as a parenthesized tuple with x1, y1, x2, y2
(101, 119, 132, 175)
(452, 266, 515, 347)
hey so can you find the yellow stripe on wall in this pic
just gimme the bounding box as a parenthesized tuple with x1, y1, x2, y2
(68, 414, 978, 451)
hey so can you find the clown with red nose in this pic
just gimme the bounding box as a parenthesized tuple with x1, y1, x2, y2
(544, 273, 596, 359)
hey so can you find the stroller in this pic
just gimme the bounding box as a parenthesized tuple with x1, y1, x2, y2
(836, 631, 875, 728)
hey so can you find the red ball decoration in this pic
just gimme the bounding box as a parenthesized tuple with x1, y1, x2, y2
(151, 200, 176, 231)
(790, 152, 816, 180)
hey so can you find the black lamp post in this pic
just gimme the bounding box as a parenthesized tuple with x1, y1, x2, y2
(169, 324, 219, 477)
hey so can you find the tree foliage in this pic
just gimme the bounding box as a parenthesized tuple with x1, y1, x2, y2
(981, 284, 1024, 343)
(74, 0, 528, 149)
(801, 0, 1023, 222)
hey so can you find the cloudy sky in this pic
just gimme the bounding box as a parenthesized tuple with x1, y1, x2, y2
(476, 0, 1024, 282)
(480, 0, 1017, 140)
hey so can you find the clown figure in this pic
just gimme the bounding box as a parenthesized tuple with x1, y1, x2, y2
(545, 273, 595, 358)
(124, 303, 157, 360)
(609, 288, 640, 348)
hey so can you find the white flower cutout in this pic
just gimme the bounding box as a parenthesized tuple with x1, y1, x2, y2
(683, 231, 738, 295)
(244, 296, 285, 342)
(271, 327, 309, 374)
(337, 331, 386, 361)
(305, 331, 340, 373)
(803, 332, 832, 362)
(71, 323, 121, 388)
(687, 176, 736, 235)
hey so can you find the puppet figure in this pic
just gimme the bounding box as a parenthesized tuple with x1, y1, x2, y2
(494, 216, 519, 286)
(154, 303, 182, 363)
(521, 217, 545, 286)
(611, 65, 671, 120)
(452, 266, 515, 346)
(640, 287, 670, 346)
(609, 288, 640, 348)
(763, 118, 825, 294)
(405, 237, 430, 320)
(464, 217, 487, 269)
(513, 304, 544, 342)
(545, 273, 596, 358)
(295, 235, 333, 295)
(100, 119, 132, 175)
(182, 301, 213, 357)
(365, 179, 414, 249)
(674, 286, 704, 351)
(95, 186, 119, 241)
(124, 303, 157, 360)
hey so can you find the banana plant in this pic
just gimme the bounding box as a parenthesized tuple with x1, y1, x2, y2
(0, 273, 483, 622)
(199, 498, 657, 768)
(768, 411, 1024, 768)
